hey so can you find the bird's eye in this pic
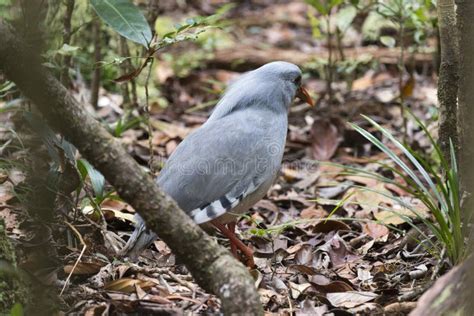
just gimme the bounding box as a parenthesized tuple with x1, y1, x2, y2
(294, 75, 302, 85)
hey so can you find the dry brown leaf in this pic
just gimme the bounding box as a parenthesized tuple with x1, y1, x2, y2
(63, 262, 104, 275)
(374, 199, 430, 225)
(317, 234, 360, 267)
(153, 240, 172, 255)
(295, 244, 314, 265)
(352, 71, 375, 91)
(104, 278, 155, 293)
(344, 183, 394, 213)
(311, 280, 354, 293)
(135, 284, 148, 300)
(311, 118, 342, 161)
(326, 291, 378, 308)
(401, 75, 415, 98)
(313, 220, 351, 233)
(0, 182, 14, 204)
(289, 264, 318, 275)
(343, 175, 378, 187)
(300, 206, 328, 219)
(152, 120, 193, 139)
(288, 281, 311, 299)
(254, 199, 280, 213)
(361, 222, 390, 240)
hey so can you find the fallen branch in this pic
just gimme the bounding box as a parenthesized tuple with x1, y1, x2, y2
(0, 20, 262, 315)
(207, 45, 434, 71)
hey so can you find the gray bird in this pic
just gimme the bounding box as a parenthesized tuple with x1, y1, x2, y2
(122, 61, 313, 266)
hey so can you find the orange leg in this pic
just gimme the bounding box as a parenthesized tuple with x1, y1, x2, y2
(211, 220, 255, 268)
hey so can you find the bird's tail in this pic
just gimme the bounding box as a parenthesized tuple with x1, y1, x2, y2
(121, 214, 157, 259)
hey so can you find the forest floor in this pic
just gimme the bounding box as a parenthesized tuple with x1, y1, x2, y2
(0, 0, 443, 315)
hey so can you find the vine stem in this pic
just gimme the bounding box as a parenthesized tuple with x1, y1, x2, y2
(144, 57, 155, 175)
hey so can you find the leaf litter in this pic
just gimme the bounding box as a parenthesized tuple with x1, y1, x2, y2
(0, 0, 442, 314)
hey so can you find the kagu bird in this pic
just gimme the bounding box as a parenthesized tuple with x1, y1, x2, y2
(122, 61, 313, 267)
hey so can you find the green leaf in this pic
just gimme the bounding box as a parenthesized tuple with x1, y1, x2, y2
(380, 35, 396, 48)
(57, 43, 80, 56)
(329, 0, 343, 10)
(90, 0, 152, 47)
(77, 159, 105, 199)
(10, 303, 23, 316)
(305, 0, 328, 15)
(336, 6, 357, 32)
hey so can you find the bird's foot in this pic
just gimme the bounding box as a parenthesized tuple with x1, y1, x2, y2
(212, 220, 256, 269)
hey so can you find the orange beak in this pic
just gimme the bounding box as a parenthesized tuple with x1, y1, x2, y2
(296, 86, 314, 107)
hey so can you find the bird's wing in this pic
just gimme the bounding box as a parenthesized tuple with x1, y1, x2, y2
(157, 110, 286, 224)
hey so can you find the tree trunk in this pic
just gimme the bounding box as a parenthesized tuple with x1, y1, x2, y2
(409, 255, 474, 315)
(0, 20, 262, 315)
(410, 2, 474, 313)
(437, 0, 459, 161)
(456, 0, 474, 227)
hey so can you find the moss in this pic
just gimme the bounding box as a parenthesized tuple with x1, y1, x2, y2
(0, 220, 29, 313)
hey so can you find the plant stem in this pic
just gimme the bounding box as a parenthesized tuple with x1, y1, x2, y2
(144, 57, 155, 175)
(90, 15, 101, 108)
(326, 12, 334, 104)
(60, 0, 75, 88)
(398, 6, 407, 143)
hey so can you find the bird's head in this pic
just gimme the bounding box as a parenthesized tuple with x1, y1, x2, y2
(254, 61, 314, 107)
(208, 61, 313, 121)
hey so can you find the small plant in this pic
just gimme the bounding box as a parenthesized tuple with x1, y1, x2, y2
(306, 0, 358, 103)
(372, 0, 435, 138)
(344, 114, 465, 264)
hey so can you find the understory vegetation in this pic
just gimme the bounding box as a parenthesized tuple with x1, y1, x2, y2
(0, 0, 471, 315)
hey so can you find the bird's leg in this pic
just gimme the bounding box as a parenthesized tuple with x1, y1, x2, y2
(227, 222, 238, 257)
(211, 220, 255, 268)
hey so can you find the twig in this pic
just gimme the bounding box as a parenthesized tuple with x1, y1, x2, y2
(397, 3, 408, 142)
(90, 15, 101, 108)
(144, 58, 155, 175)
(60, 0, 75, 87)
(326, 12, 334, 104)
(431, 247, 446, 280)
(60, 221, 87, 296)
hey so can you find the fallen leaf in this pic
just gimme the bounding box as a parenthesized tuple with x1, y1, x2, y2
(317, 234, 360, 267)
(311, 280, 354, 294)
(295, 244, 314, 265)
(401, 75, 415, 98)
(64, 262, 104, 275)
(313, 220, 351, 233)
(0, 182, 14, 203)
(288, 281, 311, 299)
(352, 70, 375, 91)
(317, 181, 353, 199)
(326, 291, 378, 308)
(152, 120, 193, 139)
(361, 222, 389, 240)
(374, 198, 430, 225)
(311, 118, 342, 161)
(296, 299, 328, 316)
(300, 206, 328, 219)
(104, 278, 155, 293)
(289, 264, 318, 275)
(343, 175, 378, 187)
